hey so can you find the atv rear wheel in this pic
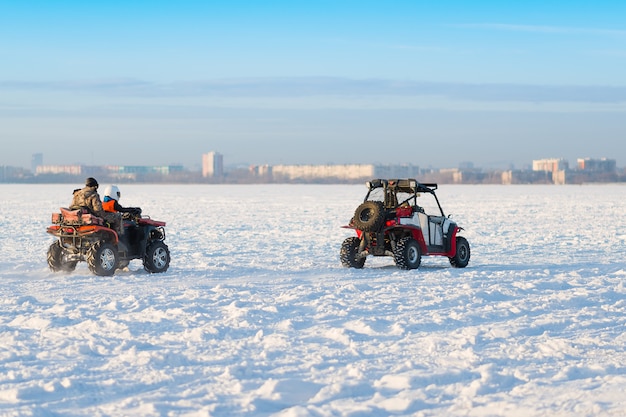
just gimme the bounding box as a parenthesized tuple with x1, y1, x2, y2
(340, 236, 365, 268)
(144, 241, 170, 273)
(449, 236, 470, 268)
(394, 237, 421, 270)
(47, 241, 78, 272)
(352, 201, 385, 232)
(87, 241, 118, 276)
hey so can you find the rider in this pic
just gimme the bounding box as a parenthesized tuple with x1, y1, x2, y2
(102, 184, 142, 217)
(71, 177, 124, 234)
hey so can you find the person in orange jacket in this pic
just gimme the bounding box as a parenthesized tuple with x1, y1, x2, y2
(102, 185, 142, 218)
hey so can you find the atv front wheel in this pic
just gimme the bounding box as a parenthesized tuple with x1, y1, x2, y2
(449, 236, 470, 268)
(352, 201, 385, 232)
(47, 241, 78, 272)
(87, 241, 119, 276)
(394, 237, 421, 270)
(144, 241, 170, 273)
(340, 236, 365, 268)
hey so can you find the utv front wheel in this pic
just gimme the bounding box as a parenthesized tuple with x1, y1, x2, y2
(340, 236, 365, 268)
(449, 236, 470, 268)
(87, 241, 118, 276)
(47, 241, 78, 272)
(394, 237, 421, 270)
(144, 241, 170, 273)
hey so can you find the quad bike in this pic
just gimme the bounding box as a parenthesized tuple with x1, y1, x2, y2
(46, 207, 170, 276)
(340, 179, 470, 270)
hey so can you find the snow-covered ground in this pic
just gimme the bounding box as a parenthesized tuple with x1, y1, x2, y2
(1, 183, 625, 417)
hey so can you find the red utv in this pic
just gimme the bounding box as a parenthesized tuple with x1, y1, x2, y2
(46, 207, 170, 276)
(340, 179, 470, 270)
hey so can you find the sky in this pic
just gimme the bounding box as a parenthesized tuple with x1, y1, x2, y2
(1, 0, 626, 170)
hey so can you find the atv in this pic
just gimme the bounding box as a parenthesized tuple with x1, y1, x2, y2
(46, 207, 171, 276)
(340, 179, 470, 270)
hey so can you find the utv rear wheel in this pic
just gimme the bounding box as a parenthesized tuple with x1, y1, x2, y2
(47, 241, 78, 272)
(352, 201, 385, 232)
(144, 241, 170, 273)
(87, 241, 118, 276)
(449, 236, 470, 268)
(394, 237, 421, 270)
(340, 236, 365, 268)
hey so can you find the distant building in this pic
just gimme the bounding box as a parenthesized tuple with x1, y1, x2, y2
(271, 164, 375, 181)
(106, 165, 184, 180)
(577, 158, 616, 172)
(202, 152, 224, 178)
(31, 153, 43, 174)
(531, 158, 569, 185)
(447, 168, 489, 184)
(267, 164, 421, 182)
(36, 164, 83, 175)
(373, 164, 421, 179)
(249, 164, 272, 178)
(532, 158, 569, 172)
(0, 165, 31, 181)
(34, 164, 183, 181)
(527, 157, 618, 184)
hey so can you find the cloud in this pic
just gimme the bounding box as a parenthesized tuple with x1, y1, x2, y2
(452, 23, 626, 37)
(0, 78, 153, 95)
(2, 77, 626, 104)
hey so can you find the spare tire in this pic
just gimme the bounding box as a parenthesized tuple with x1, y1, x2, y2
(352, 201, 385, 231)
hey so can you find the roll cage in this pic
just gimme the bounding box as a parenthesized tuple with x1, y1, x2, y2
(363, 179, 445, 217)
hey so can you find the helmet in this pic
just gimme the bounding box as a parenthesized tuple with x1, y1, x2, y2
(103, 185, 121, 201)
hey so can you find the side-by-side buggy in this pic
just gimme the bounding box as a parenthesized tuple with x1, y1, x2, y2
(341, 179, 470, 270)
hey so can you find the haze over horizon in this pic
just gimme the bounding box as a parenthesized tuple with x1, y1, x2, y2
(1, 1, 625, 170)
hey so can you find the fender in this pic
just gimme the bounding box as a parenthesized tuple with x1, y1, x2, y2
(138, 217, 166, 227)
(46, 224, 118, 244)
(444, 226, 462, 257)
(384, 224, 429, 254)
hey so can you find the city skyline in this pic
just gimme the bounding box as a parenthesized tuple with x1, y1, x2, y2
(24, 152, 623, 173)
(1, 1, 626, 169)
(12, 154, 621, 186)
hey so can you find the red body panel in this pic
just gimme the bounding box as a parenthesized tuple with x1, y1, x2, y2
(349, 224, 460, 257)
(138, 218, 166, 227)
